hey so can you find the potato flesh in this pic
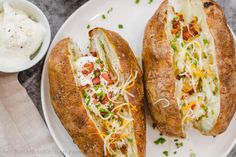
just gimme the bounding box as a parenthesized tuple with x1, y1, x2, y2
(166, 0, 221, 132)
(70, 31, 138, 157)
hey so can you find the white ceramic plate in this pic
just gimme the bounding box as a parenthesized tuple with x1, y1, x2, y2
(41, 0, 236, 157)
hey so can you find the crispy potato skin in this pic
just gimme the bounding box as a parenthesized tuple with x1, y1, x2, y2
(48, 29, 145, 156)
(142, 0, 185, 138)
(90, 28, 146, 157)
(48, 38, 107, 157)
(143, 0, 236, 137)
(200, 0, 236, 136)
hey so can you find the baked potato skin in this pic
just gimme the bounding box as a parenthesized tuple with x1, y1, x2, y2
(49, 29, 146, 156)
(48, 38, 107, 157)
(90, 28, 146, 157)
(143, 0, 236, 137)
(142, 0, 185, 138)
(200, 0, 236, 136)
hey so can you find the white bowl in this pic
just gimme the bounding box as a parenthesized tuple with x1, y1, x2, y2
(0, 0, 51, 73)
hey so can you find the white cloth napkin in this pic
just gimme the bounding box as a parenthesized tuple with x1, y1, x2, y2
(0, 73, 63, 157)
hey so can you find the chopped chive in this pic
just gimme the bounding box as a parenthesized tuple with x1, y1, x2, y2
(211, 110, 215, 115)
(154, 137, 166, 145)
(118, 24, 124, 29)
(30, 42, 42, 60)
(82, 91, 87, 98)
(86, 24, 90, 29)
(204, 105, 208, 111)
(175, 142, 183, 148)
(203, 39, 209, 45)
(190, 153, 197, 157)
(173, 151, 177, 155)
(101, 14, 106, 19)
(170, 43, 177, 51)
(163, 151, 169, 156)
(135, 0, 140, 4)
(149, 0, 153, 4)
(107, 8, 113, 14)
(174, 139, 179, 142)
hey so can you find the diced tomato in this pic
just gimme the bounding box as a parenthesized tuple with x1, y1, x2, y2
(92, 77, 100, 85)
(120, 145, 127, 154)
(82, 62, 94, 75)
(101, 73, 111, 84)
(101, 72, 116, 85)
(90, 52, 97, 57)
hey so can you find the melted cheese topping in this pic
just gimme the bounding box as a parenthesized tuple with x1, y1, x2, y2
(71, 53, 138, 156)
(166, 0, 220, 132)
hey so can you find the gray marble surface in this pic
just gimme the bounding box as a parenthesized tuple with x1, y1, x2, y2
(17, 0, 236, 156)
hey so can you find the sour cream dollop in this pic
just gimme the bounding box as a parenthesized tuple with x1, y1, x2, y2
(0, 2, 46, 68)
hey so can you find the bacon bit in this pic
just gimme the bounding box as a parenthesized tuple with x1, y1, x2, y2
(120, 145, 127, 154)
(110, 143, 115, 149)
(101, 95, 109, 105)
(92, 77, 100, 85)
(108, 92, 113, 98)
(182, 23, 199, 41)
(90, 51, 97, 57)
(101, 73, 113, 85)
(178, 14, 184, 22)
(100, 63, 105, 68)
(92, 94, 99, 103)
(82, 62, 94, 75)
(191, 104, 196, 110)
(171, 19, 181, 35)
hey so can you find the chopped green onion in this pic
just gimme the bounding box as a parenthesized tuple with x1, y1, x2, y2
(170, 43, 177, 52)
(154, 137, 166, 144)
(94, 84, 103, 91)
(118, 24, 124, 29)
(175, 142, 183, 148)
(211, 110, 215, 115)
(97, 91, 104, 98)
(203, 39, 209, 45)
(135, 0, 140, 4)
(82, 91, 87, 98)
(149, 0, 153, 4)
(30, 42, 42, 60)
(163, 151, 169, 156)
(190, 153, 197, 157)
(101, 14, 106, 19)
(85, 96, 91, 105)
(173, 151, 177, 155)
(86, 24, 90, 29)
(107, 8, 113, 14)
(96, 59, 103, 64)
(96, 104, 101, 109)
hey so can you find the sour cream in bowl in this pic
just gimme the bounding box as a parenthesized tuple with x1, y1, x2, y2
(0, 0, 51, 73)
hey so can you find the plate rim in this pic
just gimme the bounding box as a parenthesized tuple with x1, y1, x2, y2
(40, 0, 236, 156)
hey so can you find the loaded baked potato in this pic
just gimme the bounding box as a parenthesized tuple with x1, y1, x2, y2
(143, 0, 236, 138)
(48, 28, 145, 157)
